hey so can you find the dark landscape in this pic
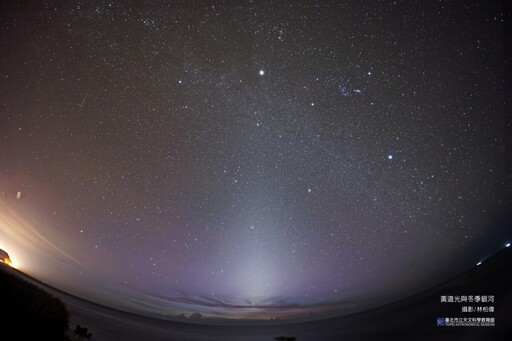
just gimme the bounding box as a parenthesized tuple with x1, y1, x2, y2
(1, 245, 511, 340)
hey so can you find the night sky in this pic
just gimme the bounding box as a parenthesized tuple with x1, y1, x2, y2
(0, 1, 510, 321)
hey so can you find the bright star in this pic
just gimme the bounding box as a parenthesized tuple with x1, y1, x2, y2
(388, 155, 393, 160)
(506, 243, 511, 248)
(259, 70, 265, 76)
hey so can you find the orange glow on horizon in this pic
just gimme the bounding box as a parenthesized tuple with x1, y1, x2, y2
(1, 258, 13, 267)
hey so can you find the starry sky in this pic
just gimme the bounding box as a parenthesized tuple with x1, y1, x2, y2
(0, 0, 510, 321)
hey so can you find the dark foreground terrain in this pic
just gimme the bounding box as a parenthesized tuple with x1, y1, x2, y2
(1, 247, 511, 340)
(0, 262, 69, 340)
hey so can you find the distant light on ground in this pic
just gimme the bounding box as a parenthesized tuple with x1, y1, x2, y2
(5, 258, 16, 268)
(476, 261, 482, 266)
(506, 243, 511, 248)
(0, 257, 14, 268)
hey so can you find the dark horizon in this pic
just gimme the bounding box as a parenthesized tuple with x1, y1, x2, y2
(3, 242, 512, 326)
(2, 241, 511, 340)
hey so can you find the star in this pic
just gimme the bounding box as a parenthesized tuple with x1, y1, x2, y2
(259, 70, 265, 76)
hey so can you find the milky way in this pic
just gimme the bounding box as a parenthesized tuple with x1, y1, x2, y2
(0, 1, 510, 321)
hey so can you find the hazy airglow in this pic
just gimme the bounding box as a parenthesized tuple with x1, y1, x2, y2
(0, 198, 81, 274)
